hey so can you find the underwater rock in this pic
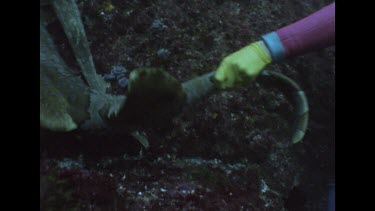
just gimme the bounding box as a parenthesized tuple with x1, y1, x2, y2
(150, 19, 168, 31)
(118, 77, 129, 88)
(57, 158, 84, 170)
(116, 73, 126, 80)
(103, 73, 116, 81)
(157, 48, 171, 60)
(111, 65, 127, 75)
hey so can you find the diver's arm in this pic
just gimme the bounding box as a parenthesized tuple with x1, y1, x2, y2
(262, 2, 335, 61)
(214, 2, 335, 89)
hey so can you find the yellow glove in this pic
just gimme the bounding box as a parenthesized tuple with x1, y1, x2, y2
(214, 41, 272, 89)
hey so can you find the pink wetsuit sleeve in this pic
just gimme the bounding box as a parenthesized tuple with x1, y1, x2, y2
(276, 2, 335, 58)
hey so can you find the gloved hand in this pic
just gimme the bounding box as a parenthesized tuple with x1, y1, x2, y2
(213, 41, 272, 89)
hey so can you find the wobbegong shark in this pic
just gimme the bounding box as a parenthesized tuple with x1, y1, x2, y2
(40, 0, 125, 131)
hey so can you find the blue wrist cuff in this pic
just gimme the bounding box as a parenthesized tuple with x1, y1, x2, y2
(261, 32, 286, 62)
